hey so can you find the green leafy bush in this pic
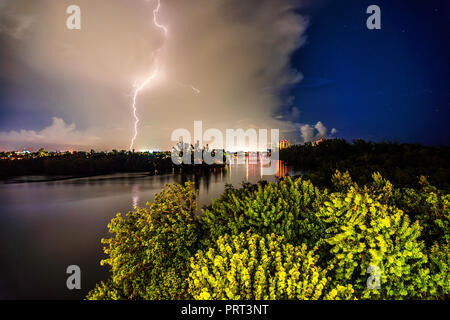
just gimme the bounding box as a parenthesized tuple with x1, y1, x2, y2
(332, 171, 449, 247)
(87, 182, 200, 300)
(201, 177, 325, 248)
(393, 177, 449, 246)
(317, 186, 428, 299)
(426, 241, 450, 299)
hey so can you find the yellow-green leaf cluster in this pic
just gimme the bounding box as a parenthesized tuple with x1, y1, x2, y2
(188, 232, 333, 300)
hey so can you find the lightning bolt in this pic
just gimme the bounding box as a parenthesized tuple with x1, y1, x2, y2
(152, 0, 168, 37)
(129, 0, 200, 151)
(130, 68, 159, 151)
(129, 0, 165, 151)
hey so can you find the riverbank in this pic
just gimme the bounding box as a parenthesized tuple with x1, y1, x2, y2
(0, 162, 227, 184)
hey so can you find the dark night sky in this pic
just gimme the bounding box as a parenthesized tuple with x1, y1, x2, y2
(283, 0, 449, 145)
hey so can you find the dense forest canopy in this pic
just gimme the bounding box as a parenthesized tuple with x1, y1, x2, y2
(280, 139, 450, 191)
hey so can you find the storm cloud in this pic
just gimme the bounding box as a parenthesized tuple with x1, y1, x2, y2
(0, 0, 334, 151)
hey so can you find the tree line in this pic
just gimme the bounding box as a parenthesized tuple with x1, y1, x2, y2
(280, 139, 450, 191)
(0, 151, 223, 178)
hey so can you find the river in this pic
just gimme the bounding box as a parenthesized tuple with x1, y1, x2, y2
(0, 161, 292, 299)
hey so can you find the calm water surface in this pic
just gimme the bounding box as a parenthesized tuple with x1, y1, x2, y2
(0, 162, 292, 299)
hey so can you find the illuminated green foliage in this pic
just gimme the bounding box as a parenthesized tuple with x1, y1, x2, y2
(188, 232, 353, 300)
(201, 177, 326, 248)
(393, 176, 449, 246)
(427, 241, 450, 299)
(317, 184, 427, 299)
(87, 182, 200, 300)
(321, 171, 449, 299)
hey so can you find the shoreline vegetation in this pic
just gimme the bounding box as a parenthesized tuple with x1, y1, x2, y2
(2, 139, 448, 190)
(83, 139, 449, 300)
(0, 150, 226, 183)
(280, 139, 450, 191)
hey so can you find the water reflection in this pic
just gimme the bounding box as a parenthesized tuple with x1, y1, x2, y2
(276, 160, 288, 179)
(131, 184, 140, 208)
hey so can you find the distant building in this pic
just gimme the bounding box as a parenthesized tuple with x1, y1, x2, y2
(279, 139, 290, 150)
(312, 138, 324, 146)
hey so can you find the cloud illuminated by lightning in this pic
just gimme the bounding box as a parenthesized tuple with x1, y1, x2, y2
(129, 0, 199, 151)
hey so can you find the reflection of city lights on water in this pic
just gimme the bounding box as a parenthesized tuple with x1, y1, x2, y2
(246, 156, 249, 181)
(131, 184, 140, 208)
(275, 160, 288, 178)
(226, 154, 288, 181)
